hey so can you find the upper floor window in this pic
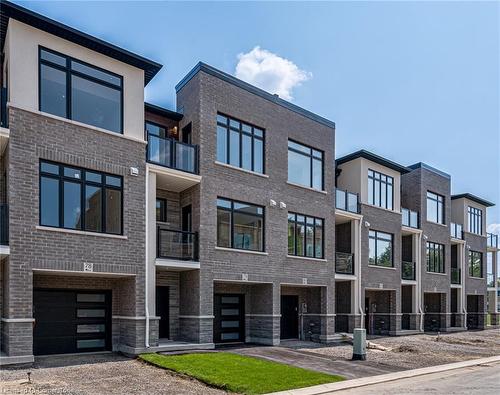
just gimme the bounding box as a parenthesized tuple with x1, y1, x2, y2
(39, 47, 123, 133)
(468, 206, 483, 235)
(426, 241, 445, 273)
(287, 213, 324, 259)
(156, 198, 167, 222)
(288, 140, 324, 190)
(40, 161, 123, 235)
(216, 198, 264, 252)
(468, 250, 483, 278)
(368, 230, 393, 267)
(426, 191, 444, 224)
(368, 170, 393, 210)
(216, 114, 264, 174)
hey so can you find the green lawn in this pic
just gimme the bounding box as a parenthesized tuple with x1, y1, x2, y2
(140, 352, 344, 394)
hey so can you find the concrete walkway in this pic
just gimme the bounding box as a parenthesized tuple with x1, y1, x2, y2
(229, 345, 402, 379)
(268, 355, 500, 395)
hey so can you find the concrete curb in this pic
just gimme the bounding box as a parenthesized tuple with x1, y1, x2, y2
(268, 355, 500, 395)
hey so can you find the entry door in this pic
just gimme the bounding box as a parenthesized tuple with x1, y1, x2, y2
(280, 295, 299, 339)
(156, 286, 170, 339)
(214, 294, 245, 343)
(33, 289, 111, 355)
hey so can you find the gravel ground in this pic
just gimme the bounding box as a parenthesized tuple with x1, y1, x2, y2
(299, 329, 500, 370)
(0, 353, 226, 395)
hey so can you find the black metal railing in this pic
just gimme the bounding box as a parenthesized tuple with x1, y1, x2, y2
(487, 273, 495, 288)
(335, 252, 354, 275)
(450, 222, 463, 239)
(0, 204, 8, 245)
(401, 261, 415, 280)
(157, 225, 198, 261)
(487, 233, 498, 249)
(451, 267, 461, 284)
(401, 208, 419, 228)
(335, 188, 359, 213)
(0, 87, 8, 128)
(147, 133, 199, 174)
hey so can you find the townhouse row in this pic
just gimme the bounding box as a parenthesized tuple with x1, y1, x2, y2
(0, 0, 498, 365)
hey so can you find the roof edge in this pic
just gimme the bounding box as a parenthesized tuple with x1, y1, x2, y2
(145, 102, 183, 121)
(336, 149, 410, 174)
(175, 62, 336, 129)
(451, 193, 495, 207)
(407, 162, 451, 179)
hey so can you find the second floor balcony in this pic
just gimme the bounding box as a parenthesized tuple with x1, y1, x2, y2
(335, 252, 354, 275)
(157, 225, 198, 261)
(147, 133, 199, 174)
(451, 267, 461, 284)
(401, 208, 419, 229)
(335, 189, 359, 214)
(487, 233, 498, 249)
(0, 204, 8, 245)
(401, 261, 415, 280)
(450, 222, 463, 240)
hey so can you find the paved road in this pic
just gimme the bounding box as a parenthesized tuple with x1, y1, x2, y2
(330, 361, 500, 394)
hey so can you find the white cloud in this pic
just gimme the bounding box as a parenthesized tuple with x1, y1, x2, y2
(487, 223, 500, 235)
(235, 46, 312, 101)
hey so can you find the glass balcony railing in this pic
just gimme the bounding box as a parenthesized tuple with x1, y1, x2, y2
(451, 267, 461, 284)
(487, 233, 498, 249)
(0, 204, 8, 245)
(335, 252, 354, 275)
(402, 261, 415, 280)
(147, 133, 199, 174)
(487, 273, 495, 288)
(401, 208, 419, 229)
(157, 225, 198, 261)
(335, 189, 359, 213)
(450, 222, 463, 240)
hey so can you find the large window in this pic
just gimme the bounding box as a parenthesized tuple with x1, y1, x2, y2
(287, 213, 324, 259)
(368, 170, 393, 210)
(216, 114, 264, 174)
(426, 191, 444, 224)
(287, 140, 324, 190)
(40, 161, 123, 234)
(468, 206, 483, 235)
(426, 242, 445, 273)
(468, 250, 483, 278)
(217, 198, 264, 252)
(368, 230, 393, 267)
(39, 47, 123, 133)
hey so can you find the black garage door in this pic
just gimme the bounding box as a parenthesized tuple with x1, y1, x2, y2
(214, 294, 245, 344)
(33, 289, 111, 355)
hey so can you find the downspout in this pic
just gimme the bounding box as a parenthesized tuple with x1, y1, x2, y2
(357, 218, 364, 328)
(417, 233, 424, 332)
(144, 166, 150, 348)
(462, 242, 467, 330)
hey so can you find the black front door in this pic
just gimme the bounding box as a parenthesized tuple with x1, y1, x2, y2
(280, 295, 299, 339)
(214, 294, 245, 343)
(156, 286, 170, 339)
(33, 289, 111, 355)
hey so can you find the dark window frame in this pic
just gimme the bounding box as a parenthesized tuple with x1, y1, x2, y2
(368, 230, 394, 267)
(467, 206, 483, 235)
(426, 191, 445, 224)
(39, 160, 123, 235)
(216, 197, 265, 252)
(38, 46, 124, 134)
(287, 139, 324, 190)
(368, 169, 394, 210)
(156, 198, 167, 223)
(216, 113, 265, 174)
(426, 241, 445, 273)
(287, 212, 324, 259)
(468, 250, 483, 278)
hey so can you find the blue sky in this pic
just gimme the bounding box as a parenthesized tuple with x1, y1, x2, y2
(16, 1, 500, 229)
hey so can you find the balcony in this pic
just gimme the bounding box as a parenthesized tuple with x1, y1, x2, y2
(147, 133, 199, 174)
(157, 225, 198, 261)
(335, 252, 354, 275)
(487, 273, 495, 288)
(451, 267, 461, 284)
(401, 208, 419, 229)
(335, 189, 359, 214)
(401, 261, 415, 280)
(487, 233, 498, 249)
(0, 204, 8, 245)
(450, 222, 463, 240)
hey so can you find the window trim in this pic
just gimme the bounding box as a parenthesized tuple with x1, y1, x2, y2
(287, 139, 324, 190)
(287, 212, 324, 259)
(426, 191, 445, 225)
(426, 241, 445, 274)
(216, 113, 265, 174)
(467, 206, 483, 235)
(216, 197, 265, 252)
(38, 46, 124, 134)
(367, 169, 394, 210)
(368, 229, 394, 267)
(39, 160, 123, 235)
(468, 250, 483, 278)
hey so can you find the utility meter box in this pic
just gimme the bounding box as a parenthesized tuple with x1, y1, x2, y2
(352, 328, 366, 360)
